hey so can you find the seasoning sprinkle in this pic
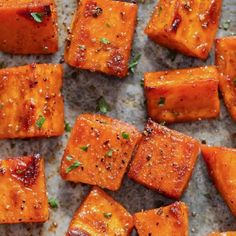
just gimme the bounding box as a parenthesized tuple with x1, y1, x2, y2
(36, 115, 46, 129)
(122, 132, 129, 139)
(97, 97, 111, 114)
(103, 212, 112, 218)
(158, 97, 166, 106)
(129, 54, 141, 73)
(66, 161, 81, 174)
(31, 12, 44, 23)
(80, 144, 90, 152)
(48, 198, 58, 209)
(100, 37, 110, 45)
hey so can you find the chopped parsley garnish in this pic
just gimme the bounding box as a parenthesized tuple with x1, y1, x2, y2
(100, 37, 110, 44)
(222, 20, 231, 30)
(48, 198, 58, 209)
(129, 54, 141, 73)
(103, 212, 112, 218)
(105, 148, 114, 157)
(65, 122, 72, 132)
(66, 161, 81, 174)
(97, 97, 111, 114)
(80, 144, 90, 152)
(158, 97, 166, 106)
(30, 12, 44, 23)
(66, 155, 73, 161)
(36, 115, 46, 129)
(122, 132, 129, 139)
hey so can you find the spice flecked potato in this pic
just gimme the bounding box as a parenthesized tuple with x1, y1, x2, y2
(66, 186, 133, 236)
(215, 36, 236, 122)
(64, 0, 138, 78)
(128, 119, 200, 199)
(145, 0, 222, 60)
(0, 0, 58, 54)
(144, 66, 220, 123)
(202, 145, 236, 216)
(0, 64, 64, 139)
(60, 114, 141, 191)
(134, 202, 189, 236)
(0, 155, 48, 224)
(207, 232, 236, 236)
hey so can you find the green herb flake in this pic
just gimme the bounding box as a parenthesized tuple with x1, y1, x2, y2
(66, 155, 73, 161)
(97, 97, 111, 114)
(35, 115, 46, 129)
(48, 198, 58, 209)
(103, 212, 112, 219)
(66, 161, 82, 174)
(158, 97, 166, 106)
(222, 20, 231, 30)
(105, 148, 114, 158)
(80, 144, 90, 152)
(30, 12, 43, 23)
(129, 54, 141, 73)
(65, 122, 72, 132)
(122, 132, 129, 140)
(100, 37, 110, 44)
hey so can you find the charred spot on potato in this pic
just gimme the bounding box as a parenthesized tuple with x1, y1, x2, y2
(67, 228, 90, 236)
(84, 1, 103, 18)
(170, 13, 182, 32)
(19, 101, 36, 131)
(107, 51, 126, 76)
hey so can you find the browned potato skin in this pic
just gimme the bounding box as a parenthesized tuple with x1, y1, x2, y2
(64, 0, 137, 78)
(0, 0, 58, 54)
(0, 64, 64, 139)
(0, 155, 48, 223)
(207, 232, 236, 236)
(144, 66, 220, 123)
(134, 202, 189, 236)
(60, 114, 141, 191)
(66, 186, 134, 236)
(202, 145, 236, 216)
(128, 119, 200, 199)
(145, 0, 222, 60)
(215, 37, 236, 121)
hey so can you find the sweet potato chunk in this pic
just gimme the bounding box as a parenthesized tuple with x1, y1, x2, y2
(144, 66, 220, 123)
(64, 0, 137, 78)
(0, 0, 58, 54)
(66, 186, 133, 236)
(215, 37, 236, 121)
(207, 232, 236, 236)
(145, 0, 222, 60)
(202, 145, 236, 216)
(0, 64, 64, 139)
(60, 114, 141, 191)
(128, 119, 200, 199)
(0, 155, 48, 223)
(134, 202, 189, 236)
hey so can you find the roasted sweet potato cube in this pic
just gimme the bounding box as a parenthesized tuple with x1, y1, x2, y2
(0, 0, 58, 54)
(60, 114, 141, 191)
(0, 64, 64, 139)
(128, 119, 200, 199)
(215, 37, 236, 121)
(144, 66, 220, 123)
(145, 0, 222, 60)
(0, 155, 48, 223)
(64, 0, 137, 78)
(202, 145, 236, 216)
(134, 202, 189, 236)
(66, 186, 133, 236)
(207, 232, 236, 236)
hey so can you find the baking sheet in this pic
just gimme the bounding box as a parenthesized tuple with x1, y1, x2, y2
(0, 0, 235, 235)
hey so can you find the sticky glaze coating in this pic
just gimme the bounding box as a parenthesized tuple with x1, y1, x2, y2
(215, 36, 236, 122)
(0, 155, 48, 223)
(60, 114, 141, 191)
(64, 0, 138, 78)
(128, 119, 200, 199)
(134, 202, 189, 236)
(202, 145, 236, 217)
(0, 0, 58, 54)
(66, 187, 133, 236)
(145, 0, 222, 60)
(144, 66, 220, 123)
(0, 63, 64, 139)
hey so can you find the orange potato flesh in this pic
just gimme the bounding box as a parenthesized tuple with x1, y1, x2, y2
(207, 232, 236, 236)
(0, 0, 58, 54)
(0, 155, 48, 223)
(145, 0, 222, 60)
(215, 36, 236, 121)
(202, 145, 236, 216)
(128, 119, 200, 199)
(64, 0, 138, 78)
(144, 66, 220, 123)
(66, 186, 133, 236)
(0, 64, 64, 139)
(134, 202, 189, 236)
(60, 114, 141, 191)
